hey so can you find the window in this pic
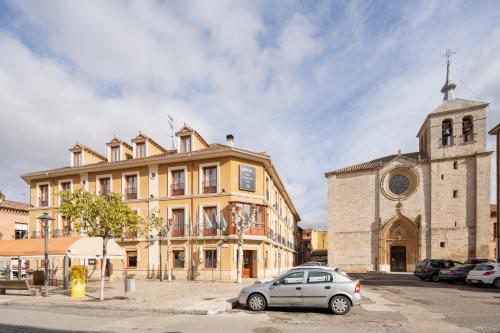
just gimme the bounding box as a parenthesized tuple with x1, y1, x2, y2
(440, 242, 446, 248)
(136, 142, 146, 158)
(14, 223, 28, 239)
(39, 184, 49, 207)
(180, 136, 191, 153)
(173, 250, 185, 268)
(73, 152, 82, 167)
(99, 177, 111, 195)
(307, 271, 333, 283)
(172, 208, 185, 237)
(453, 190, 458, 198)
(203, 206, 217, 236)
(203, 166, 217, 193)
(494, 223, 498, 239)
(62, 216, 72, 236)
(171, 170, 185, 196)
(61, 182, 71, 193)
(462, 116, 473, 143)
(476, 264, 494, 271)
(125, 175, 137, 200)
(110, 146, 120, 162)
(265, 178, 270, 201)
(279, 271, 304, 284)
(453, 161, 458, 169)
(442, 119, 453, 146)
(127, 250, 138, 268)
(204, 249, 217, 268)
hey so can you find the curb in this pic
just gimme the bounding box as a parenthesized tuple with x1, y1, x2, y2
(0, 298, 240, 315)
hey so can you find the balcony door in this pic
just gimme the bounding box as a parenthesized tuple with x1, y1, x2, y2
(172, 208, 185, 237)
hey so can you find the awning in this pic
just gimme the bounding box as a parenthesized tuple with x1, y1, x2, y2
(0, 237, 124, 260)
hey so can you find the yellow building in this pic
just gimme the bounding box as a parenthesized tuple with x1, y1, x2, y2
(301, 228, 328, 264)
(21, 125, 300, 281)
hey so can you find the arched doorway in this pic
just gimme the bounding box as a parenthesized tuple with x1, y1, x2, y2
(390, 246, 406, 272)
(380, 215, 418, 272)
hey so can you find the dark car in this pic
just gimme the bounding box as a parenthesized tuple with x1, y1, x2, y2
(464, 259, 494, 265)
(439, 264, 478, 283)
(414, 259, 461, 282)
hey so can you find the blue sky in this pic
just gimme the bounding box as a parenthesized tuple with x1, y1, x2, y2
(0, 1, 499, 229)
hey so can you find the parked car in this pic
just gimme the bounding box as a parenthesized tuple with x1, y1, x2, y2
(464, 258, 494, 265)
(238, 266, 361, 315)
(438, 264, 478, 284)
(298, 261, 326, 267)
(466, 263, 500, 288)
(414, 259, 461, 282)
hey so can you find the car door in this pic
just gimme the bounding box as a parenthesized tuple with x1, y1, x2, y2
(301, 270, 334, 307)
(268, 271, 304, 306)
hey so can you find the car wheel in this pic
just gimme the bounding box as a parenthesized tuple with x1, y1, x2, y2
(247, 293, 266, 312)
(330, 295, 351, 315)
(494, 278, 500, 289)
(432, 274, 440, 282)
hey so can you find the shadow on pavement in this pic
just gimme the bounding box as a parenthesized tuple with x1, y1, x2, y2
(0, 324, 113, 333)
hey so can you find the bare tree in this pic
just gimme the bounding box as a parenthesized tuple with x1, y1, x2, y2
(232, 203, 256, 283)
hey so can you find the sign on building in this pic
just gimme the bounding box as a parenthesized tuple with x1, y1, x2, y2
(239, 165, 256, 192)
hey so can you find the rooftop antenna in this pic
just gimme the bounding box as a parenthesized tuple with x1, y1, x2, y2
(168, 114, 175, 149)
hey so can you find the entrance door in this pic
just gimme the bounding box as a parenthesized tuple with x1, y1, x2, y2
(390, 246, 406, 272)
(243, 250, 253, 278)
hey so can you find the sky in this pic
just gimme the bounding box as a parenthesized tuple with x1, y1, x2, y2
(0, 0, 499, 230)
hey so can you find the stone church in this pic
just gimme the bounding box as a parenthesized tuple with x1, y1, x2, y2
(325, 59, 492, 272)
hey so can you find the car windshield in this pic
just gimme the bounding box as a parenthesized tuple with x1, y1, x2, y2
(417, 261, 427, 267)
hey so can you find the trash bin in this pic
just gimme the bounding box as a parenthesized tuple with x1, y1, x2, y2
(125, 278, 136, 294)
(4, 266, 11, 281)
(33, 270, 44, 285)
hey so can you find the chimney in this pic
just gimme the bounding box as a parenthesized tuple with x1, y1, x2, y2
(226, 134, 234, 147)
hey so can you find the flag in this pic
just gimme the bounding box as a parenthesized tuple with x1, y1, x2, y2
(204, 211, 212, 229)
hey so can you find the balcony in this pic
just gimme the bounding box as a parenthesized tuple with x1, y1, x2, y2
(203, 227, 218, 236)
(228, 224, 266, 236)
(171, 183, 185, 196)
(123, 230, 139, 240)
(39, 198, 49, 207)
(202, 181, 217, 194)
(125, 190, 138, 200)
(171, 226, 185, 237)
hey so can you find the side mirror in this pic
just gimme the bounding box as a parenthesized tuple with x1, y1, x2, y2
(273, 280, 280, 286)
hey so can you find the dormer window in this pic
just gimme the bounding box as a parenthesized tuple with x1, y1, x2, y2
(73, 152, 82, 166)
(136, 142, 146, 158)
(442, 119, 453, 146)
(110, 146, 120, 162)
(180, 135, 191, 153)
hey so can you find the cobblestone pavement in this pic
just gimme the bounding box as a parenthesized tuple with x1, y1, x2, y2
(0, 274, 499, 332)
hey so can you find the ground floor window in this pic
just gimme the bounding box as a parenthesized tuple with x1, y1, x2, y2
(127, 250, 137, 268)
(173, 250, 185, 268)
(205, 249, 217, 268)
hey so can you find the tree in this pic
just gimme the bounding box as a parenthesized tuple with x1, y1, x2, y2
(143, 209, 173, 281)
(232, 203, 256, 283)
(59, 189, 142, 300)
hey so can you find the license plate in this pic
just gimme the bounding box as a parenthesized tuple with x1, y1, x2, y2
(469, 279, 478, 283)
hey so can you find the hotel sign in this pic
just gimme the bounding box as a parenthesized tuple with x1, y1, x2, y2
(239, 165, 256, 192)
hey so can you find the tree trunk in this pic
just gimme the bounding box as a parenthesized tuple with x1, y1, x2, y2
(237, 236, 243, 283)
(100, 238, 108, 301)
(167, 234, 172, 281)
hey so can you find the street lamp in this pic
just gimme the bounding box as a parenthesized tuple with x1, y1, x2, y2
(37, 213, 54, 297)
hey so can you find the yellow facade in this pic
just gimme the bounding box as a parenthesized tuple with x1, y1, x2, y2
(22, 126, 300, 281)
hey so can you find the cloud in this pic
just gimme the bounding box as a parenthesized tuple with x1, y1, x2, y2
(0, 1, 499, 229)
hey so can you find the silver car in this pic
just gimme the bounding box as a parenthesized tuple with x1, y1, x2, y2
(238, 266, 361, 315)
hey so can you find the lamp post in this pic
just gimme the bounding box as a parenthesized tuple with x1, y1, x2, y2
(37, 213, 54, 297)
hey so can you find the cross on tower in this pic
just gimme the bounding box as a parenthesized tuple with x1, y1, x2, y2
(443, 48, 456, 65)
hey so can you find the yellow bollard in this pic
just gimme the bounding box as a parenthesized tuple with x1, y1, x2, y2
(71, 266, 86, 298)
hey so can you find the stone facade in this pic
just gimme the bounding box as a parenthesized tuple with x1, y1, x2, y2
(326, 72, 492, 273)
